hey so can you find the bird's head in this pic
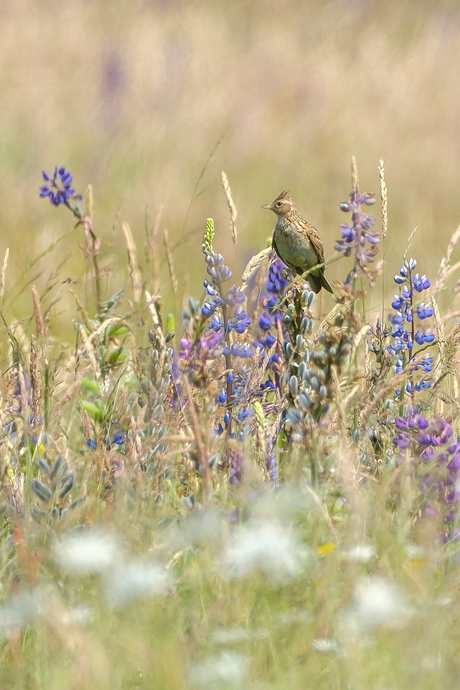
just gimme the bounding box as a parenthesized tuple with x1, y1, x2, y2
(262, 190, 295, 217)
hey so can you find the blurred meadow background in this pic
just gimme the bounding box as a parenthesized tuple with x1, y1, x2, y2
(2, 1, 460, 689)
(2, 0, 460, 324)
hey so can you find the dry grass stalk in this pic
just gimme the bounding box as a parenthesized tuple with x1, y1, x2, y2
(85, 184, 93, 219)
(0, 248, 9, 301)
(31, 285, 44, 338)
(351, 155, 358, 191)
(241, 247, 271, 293)
(122, 222, 143, 302)
(351, 324, 372, 364)
(182, 375, 209, 496)
(163, 228, 178, 293)
(69, 290, 92, 333)
(364, 339, 372, 394)
(17, 365, 29, 421)
(145, 290, 166, 349)
(432, 296, 444, 366)
(435, 223, 460, 293)
(30, 335, 41, 427)
(379, 158, 388, 241)
(331, 364, 347, 439)
(58, 374, 84, 407)
(125, 407, 147, 469)
(342, 383, 361, 410)
(314, 300, 352, 345)
(147, 204, 163, 294)
(78, 324, 101, 380)
(221, 170, 238, 246)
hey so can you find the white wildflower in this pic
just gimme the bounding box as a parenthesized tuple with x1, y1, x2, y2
(350, 576, 413, 631)
(345, 544, 376, 563)
(54, 529, 122, 574)
(190, 651, 249, 688)
(105, 560, 171, 607)
(223, 522, 312, 582)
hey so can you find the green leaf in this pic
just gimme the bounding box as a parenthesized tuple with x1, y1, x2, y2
(81, 377, 101, 396)
(109, 347, 128, 364)
(81, 400, 104, 421)
(106, 323, 130, 339)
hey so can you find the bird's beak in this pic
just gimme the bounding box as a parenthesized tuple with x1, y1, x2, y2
(261, 203, 272, 210)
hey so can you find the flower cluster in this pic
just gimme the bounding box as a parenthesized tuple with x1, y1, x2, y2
(39, 167, 82, 207)
(200, 220, 253, 358)
(336, 188, 379, 274)
(388, 259, 434, 393)
(86, 432, 126, 450)
(180, 219, 256, 440)
(253, 258, 289, 393)
(394, 412, 460, 542)
(179, 325, 225, 376)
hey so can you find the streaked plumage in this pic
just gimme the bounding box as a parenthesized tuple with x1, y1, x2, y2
(262, 190, 333, 294)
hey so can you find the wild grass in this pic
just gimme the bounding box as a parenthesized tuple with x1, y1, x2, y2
(2, 3, 460, 687)
(0, 156, 459, 689)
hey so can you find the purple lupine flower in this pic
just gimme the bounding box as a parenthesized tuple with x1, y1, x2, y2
(336, 189, 379, 274)
(254, 258, 287, 350)
(205, 252, 233, 283)
(387, 258, 435, 396)
(394, 412, 460, 541)
(39, 167, 83, 207)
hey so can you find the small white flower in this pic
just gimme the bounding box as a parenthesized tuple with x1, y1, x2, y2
(223, 522, 312, 582)
(105, 560, 171, 607)
(54, 529, 122, 574)
(345, 544, 376, 563)
(0, 590, 44, 636)
(311, 637, 340, 654)
(190, 651, 249, 688)
(350, 576, 412, 630)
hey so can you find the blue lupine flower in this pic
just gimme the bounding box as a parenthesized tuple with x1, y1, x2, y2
(204, 281, 217, 296)
(202, 301, 216, 317)
(40, 167, 83, 207)
(230, 343, 255, 358)
(413, 274, 431, 292)
(113, 432, 126, 445)
(387, 258, 435, 395)
(259, 313, 273, 331)
(394, 412, 460, 541)
(336, 188, 379, 270)
(417, 303, 434, 319)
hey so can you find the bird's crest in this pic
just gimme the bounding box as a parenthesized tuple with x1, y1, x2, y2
(276, 190, 292, 202)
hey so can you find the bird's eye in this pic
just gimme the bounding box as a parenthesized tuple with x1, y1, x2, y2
(276, 201, 282, 207)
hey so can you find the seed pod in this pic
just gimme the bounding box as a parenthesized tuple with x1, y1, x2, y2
(289, 376, 299, 395)
(32, 480, 52, 502)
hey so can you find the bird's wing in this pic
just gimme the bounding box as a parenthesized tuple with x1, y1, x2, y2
(272, 235, 282, 261)
(308, 226, 325, 267)
(272, 235, 298, 274)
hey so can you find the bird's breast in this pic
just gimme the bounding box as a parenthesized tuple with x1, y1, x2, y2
(274, 221, 319, 270)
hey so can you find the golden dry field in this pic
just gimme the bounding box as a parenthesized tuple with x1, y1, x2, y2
(1, 0, 460, 324)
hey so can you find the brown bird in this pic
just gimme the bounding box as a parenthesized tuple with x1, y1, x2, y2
(263, 190, 333, 294)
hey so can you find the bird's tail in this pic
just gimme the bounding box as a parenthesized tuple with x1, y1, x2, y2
(308, 271, 333, 294)
(320, 272, 334, 294)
